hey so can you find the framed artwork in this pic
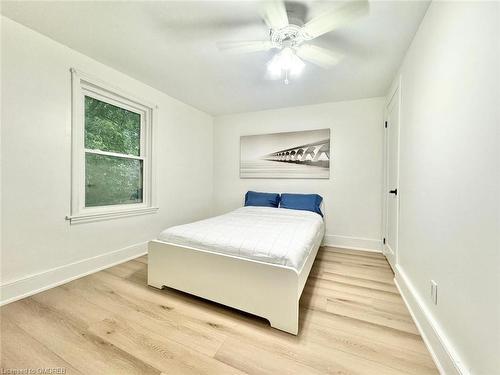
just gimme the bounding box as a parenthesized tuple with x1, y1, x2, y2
(240, 128, 330, 179)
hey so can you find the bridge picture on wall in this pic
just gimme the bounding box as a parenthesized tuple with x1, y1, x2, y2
(240, 128, 330, 179)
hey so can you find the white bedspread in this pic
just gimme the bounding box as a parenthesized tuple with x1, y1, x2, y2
(157, 206, 325, 271)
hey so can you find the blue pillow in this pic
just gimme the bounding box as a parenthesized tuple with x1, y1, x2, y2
(280, 193, 323, 216)
(245, 191, 280, 208)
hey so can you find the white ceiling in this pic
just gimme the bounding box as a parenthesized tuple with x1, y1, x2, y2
(1, 1, 429, 115)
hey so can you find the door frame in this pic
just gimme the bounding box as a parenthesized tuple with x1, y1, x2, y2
(382, 76, 402, 269)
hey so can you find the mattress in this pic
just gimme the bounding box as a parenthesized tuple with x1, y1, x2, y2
(157, 206, 325, 271)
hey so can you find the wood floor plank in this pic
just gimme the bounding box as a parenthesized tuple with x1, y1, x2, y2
(0, 315, 83, 375)
(69, 272, 229, 357)
(300, 289, 419, 335)
(88, 317, 244, 375)
(304, 276, 405, 306)
(304, 282, 409, 314)
(215, 316, 424, 375)
(1, 247, 437, 374)
(299, 307, 429, 355)
(314, 258, 391, 272)
(311, 260, 396, 284)
(2, 299, 161, 375)
(313, 255, 394, 274)
(31, 284, 109, 327)
(97, 262, 430, 374)
(299, 315, 438, 375)
(135, 255, 148, 265)
(325, 297, 420, 335)
(215, 337, 322, 375)
(323, 247, 386, 259)
(317, 271, 399, 293)
(316, 251, 392, 269)
(106, 259, 149, 284)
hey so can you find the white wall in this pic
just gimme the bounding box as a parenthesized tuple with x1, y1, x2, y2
(391, 2, 500, 374)
(1, 17, 213, 303)
(213, 98, 385, 251)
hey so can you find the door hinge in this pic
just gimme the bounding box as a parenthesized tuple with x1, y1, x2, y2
(384, 121, 388, 128)
(383, 238, 386, 245)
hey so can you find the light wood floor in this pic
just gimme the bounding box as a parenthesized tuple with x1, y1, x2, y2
(1, 247, 438, 374)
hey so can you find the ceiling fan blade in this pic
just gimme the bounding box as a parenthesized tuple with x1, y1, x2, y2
(301, 0, 369, 40)
(216, 40, 275, 54)
(260, 0, 289, 30)
(296, 45, 343, 68)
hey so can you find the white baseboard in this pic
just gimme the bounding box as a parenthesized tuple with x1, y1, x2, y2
(395, 265, 468, 375)
(0, 241, 148, 306)
(322, 234, 382, 253)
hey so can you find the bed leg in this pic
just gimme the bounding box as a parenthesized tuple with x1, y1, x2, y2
(147, 279, 164, 289)
(268, 305, 299, 335)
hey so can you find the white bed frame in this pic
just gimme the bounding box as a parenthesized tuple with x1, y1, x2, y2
(147, 236, 322, 335)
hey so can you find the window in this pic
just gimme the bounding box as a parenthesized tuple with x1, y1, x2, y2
(68, 69, 157, 223)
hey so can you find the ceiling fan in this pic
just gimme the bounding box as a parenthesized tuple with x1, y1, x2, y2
(216, 0, 369, 84)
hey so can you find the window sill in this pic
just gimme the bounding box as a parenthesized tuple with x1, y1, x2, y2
(66, 206, 159, 224)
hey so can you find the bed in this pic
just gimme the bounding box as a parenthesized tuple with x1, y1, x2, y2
(148, 205, 325, 335)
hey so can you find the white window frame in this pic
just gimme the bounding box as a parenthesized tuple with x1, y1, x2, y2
(67, 68, 158, 224)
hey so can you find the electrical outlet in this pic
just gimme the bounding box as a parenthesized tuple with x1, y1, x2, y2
(430, 280, 438, 305)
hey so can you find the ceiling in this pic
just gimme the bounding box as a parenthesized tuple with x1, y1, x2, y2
(1, 1, 429, 115)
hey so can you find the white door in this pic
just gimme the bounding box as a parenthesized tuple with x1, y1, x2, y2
(383, 87, 400, 270)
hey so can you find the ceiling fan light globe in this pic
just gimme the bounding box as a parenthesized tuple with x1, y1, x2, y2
(267, 55, 283, 78)
(290, 57, 305, 77)
(280, 48, 305, 77)
(267, 47, 305, 81)
(279, 47, 295, 70)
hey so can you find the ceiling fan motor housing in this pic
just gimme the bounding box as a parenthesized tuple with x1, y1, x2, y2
(270, 24, 305, 50)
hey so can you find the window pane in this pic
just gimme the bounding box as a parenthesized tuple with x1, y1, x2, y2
(85, 96, 141, 156)
(85, 153, 143, 207)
